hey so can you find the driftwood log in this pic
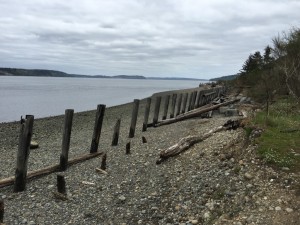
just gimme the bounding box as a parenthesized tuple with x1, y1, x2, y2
(0, 152, 102, 188)
(156, 119, 241, 164)
(155, 98, 240, 127)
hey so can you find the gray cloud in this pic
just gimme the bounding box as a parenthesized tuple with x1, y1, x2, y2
(0, 0, 299, 78)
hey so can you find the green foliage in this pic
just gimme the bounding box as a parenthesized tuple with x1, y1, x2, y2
(234, 27, 300, 104)
(252, 98, 300, 170)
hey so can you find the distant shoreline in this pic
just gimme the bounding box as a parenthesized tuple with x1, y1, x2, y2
(0, 67, 207, 81)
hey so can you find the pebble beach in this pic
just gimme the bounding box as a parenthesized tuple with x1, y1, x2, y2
(0, 88, 299, 225)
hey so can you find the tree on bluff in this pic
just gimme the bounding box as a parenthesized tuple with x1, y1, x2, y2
(272, 28, 300, 102)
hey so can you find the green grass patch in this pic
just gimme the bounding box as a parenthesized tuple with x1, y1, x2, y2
(251, 98, 300, 171)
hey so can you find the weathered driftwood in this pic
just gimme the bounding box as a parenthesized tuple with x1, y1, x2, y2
(156, 119, 241, 164)
(0, 152, 102, 188)
(155, 98, 239, 127)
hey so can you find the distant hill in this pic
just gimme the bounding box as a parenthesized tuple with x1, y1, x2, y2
(0, 68, 70, 77)
(0, 67, 146, 79)
(147, 77, 207, 81)
(0, 67, 206, 80)
(210, 74, 238, 81)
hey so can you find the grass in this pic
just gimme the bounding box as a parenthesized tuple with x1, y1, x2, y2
(251, 97, 300, 171)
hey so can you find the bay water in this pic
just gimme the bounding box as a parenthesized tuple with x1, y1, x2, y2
(0, 76, 204, 123)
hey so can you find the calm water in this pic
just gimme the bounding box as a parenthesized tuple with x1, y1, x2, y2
(0, 76, 204, 123)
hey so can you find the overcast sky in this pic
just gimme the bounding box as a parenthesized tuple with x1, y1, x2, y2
(0, 0, 299, 79)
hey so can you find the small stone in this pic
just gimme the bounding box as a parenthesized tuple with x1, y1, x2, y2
(219, 154, 226, 161)
(246, 215, 254, 223)
(244, 172, 253, 180)
(281, 167, 290, 171)
(47, 185, 54, 189)
(118, 195, 126, 201)
(30, 141, 39, 149)
(246, 184, 253, 188)
(285, 208, 293, 213)
(190, 219, 199, 224)
(203, 211, 210, 219)
(275, 206, 281, 211)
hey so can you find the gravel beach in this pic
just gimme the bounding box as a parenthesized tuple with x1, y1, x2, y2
(0, 89, 299, 225)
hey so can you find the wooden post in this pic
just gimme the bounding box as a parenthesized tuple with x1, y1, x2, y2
(101, 154, 107, 170)
(170, 94, 177, 118)
(142, 136, 147, 143)
(181, 93, 188, 114)
(126, 142, 131, 154)
(57, 174, 66, 194)
(187, 92, 193, 111)
(152, 96, 162, 125)
(0, 199, 3, 223)
(198, 91, 203, 107)
(195, 91, 201, 108)
(111, 119, 121, 146)
(90, 104, 106, 153)
(129, 99, 140, 138)
(60, 109, 74, 171)
(191, 91, 197, 110)
(142, 98, 151, 132)
(162, 95, 170, 120)
(175, 93, 183, 117)
(14, 115, 34, 192)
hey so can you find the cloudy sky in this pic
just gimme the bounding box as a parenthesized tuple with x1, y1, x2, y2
(0, 0, 299, 79)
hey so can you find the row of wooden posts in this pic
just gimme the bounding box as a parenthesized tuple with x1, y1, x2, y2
(8, 86, 226, 193)
(0, 86, 226, 223)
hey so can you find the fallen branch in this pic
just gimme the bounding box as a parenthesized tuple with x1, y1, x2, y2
(156, 119, 242, 164)
(155, 98, 240, 127)
(0, 152, 102, 188)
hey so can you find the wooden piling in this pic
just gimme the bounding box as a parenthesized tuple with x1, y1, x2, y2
(195, 91, 201, 108)
(181, 93, 188, 114)
(60, 109, 74, 171)
(101, 153, 107, 170)
(0, 199, 3, 223)
(170, 94, 177, 118)
(57, 174, 66, 194)
(14, 115, 34, 192)
(129, 99, 140, 138)
(142, 98, 151, 132)
(152, 96, 162, 125)
(162, 95, 170, 120)
(175, 93, 183, 117)
(126, 142, 131, 154)
(142, 136, 147, 143)
(90, 104, 106, 153)
(111, 119, 121, 146)
(187, 92, 193, 111)
(191, 91, 197, 110)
